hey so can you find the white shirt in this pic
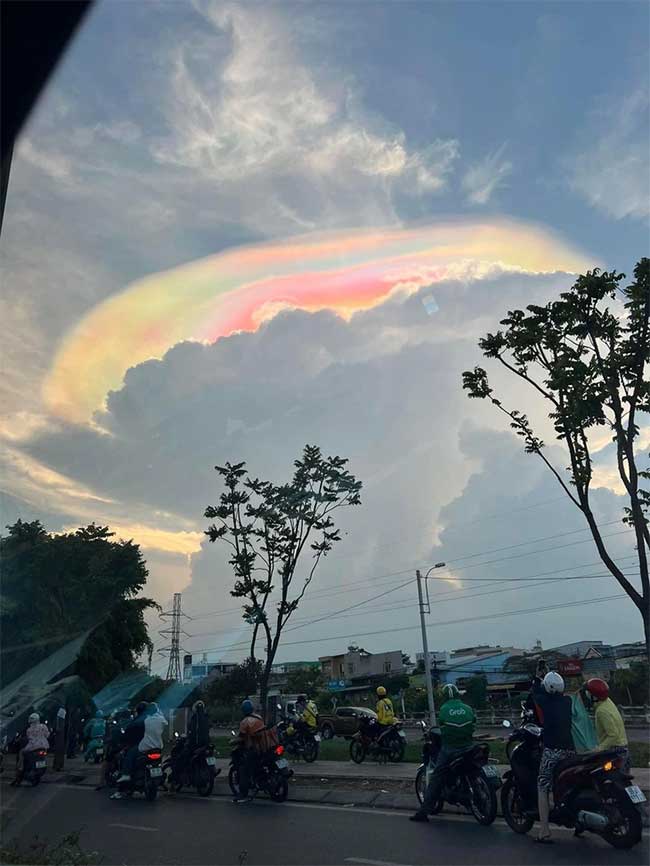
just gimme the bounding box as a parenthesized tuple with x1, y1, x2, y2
(138, 712, 167, 752)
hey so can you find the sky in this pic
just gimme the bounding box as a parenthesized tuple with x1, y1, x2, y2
(1, 0, 649, 673)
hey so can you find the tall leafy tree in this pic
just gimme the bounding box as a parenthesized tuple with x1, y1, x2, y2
(205, 444, 362, 714)
(463, 259, 650, 655)
(0, 520, 157, 688)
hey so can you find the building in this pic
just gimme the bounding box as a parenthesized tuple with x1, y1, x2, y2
(549, 640, 604, 659)
(415, 651, 449, 666)
(319, 647, 405, 694)
(182, 653, 237, 684)
(450, 644, 525, 659)
(319, 653, 346, 681)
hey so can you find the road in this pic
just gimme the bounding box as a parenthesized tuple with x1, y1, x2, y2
(1, 780, 647, 866)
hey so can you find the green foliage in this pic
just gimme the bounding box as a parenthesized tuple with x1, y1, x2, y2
(0, 520, 157, 689)
(204, 444, 362, 712)
(203, 658, 262, 707)
(609, 662, 649, 706)
(0, 832, 102, 865)
(463, 674, 488, 709)
(286, 666, 325, 695)
(463, 259, 650, 650)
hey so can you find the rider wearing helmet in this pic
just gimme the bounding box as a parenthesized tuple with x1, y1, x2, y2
(235, 699, 265, 804)
(375, 686, 395, 727)
(11, 712, 50, 786)
(188, 700, 210, 751)
(532, 662, 575, 844)
(114, 701, 149, 789)
(295, 694, 319, 734)
(410, 683, 476, 823)
(584, 678, 629, 768)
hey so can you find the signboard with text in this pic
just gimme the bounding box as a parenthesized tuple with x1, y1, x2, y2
(558, 658, 582, 676)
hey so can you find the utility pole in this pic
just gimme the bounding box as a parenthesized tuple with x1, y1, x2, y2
(416, 562, 446, 726)
(416, 570, 436, 726)
(159, 593, 189, 682)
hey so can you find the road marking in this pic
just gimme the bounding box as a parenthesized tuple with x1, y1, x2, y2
(346, 859, 415, 866)
(108, 823, 159, 832)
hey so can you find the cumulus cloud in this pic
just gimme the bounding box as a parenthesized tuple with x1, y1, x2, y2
(462, 144, 513, 205)
(567, 88, 650, 221)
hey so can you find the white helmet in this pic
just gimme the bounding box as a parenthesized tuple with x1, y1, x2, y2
(28, 712, 40, 723)
(542, 671, 564, 694)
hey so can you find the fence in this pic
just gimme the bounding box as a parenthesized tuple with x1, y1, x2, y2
(400, 706, 650, 727)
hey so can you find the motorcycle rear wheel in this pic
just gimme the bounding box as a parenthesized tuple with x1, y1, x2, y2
(268, 773, 289, 802)
(501, 778, 534, 834)
(303, 739, 318, 763)
(144, 782, 158, 802)
(468, 774, 497, 826)
(389, 739, 405, 763)
(196, 767, 214, 797)
(350, 740, 366, 764)
(602, 795, 642, 850)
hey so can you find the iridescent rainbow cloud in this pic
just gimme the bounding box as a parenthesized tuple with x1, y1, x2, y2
(43, 219, 594, 424)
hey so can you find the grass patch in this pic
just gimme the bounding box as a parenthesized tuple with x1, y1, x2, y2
(213, 735, 650, 767)
(0, 832, 102, 865)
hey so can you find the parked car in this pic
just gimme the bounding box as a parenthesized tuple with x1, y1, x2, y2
(319, 707, 377, 740)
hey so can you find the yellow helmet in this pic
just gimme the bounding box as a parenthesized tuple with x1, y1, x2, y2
(376, 686, 387, 697)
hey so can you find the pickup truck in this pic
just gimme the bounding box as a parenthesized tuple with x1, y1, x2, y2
(319, 707, 378, 740)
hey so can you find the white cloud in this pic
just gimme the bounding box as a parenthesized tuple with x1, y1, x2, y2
(153, 2, 459, 229)
(462, 144, 512, 205)
(568, 88, 650, 220)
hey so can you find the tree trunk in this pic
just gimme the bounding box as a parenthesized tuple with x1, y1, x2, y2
(643, 603, 650, 665)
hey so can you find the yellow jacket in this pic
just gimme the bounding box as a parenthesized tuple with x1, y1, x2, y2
(376, 697, 395, 725)
(300, 700, 319, 729)
(594, 698, 627, 750)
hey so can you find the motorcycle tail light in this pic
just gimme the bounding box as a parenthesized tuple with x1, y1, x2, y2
(603, 760, 613, 771)
(37, 750, 47, 757)
(147, 751, 162, 760)
(275, 745, 285, 756)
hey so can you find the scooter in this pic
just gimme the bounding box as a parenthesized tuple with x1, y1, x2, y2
(164, 733, 220, 796)
(13, 749, 48, 787)
(115, 749, 164, 801)
(414, 721, 500, 825)
(500, 718, 644, 849)
(84, 737, 105, 764)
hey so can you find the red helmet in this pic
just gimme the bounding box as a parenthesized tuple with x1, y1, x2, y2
(585, 678, 609, 700)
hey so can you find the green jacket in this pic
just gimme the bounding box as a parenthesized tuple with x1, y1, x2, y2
(439, 698, 476, 748)
(595, 698, 627, 750)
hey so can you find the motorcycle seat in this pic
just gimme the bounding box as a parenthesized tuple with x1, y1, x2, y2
(554, 749, 620, 776)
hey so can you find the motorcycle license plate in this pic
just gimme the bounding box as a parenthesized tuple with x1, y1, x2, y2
(206, 756, 217, 766)
(35, 761, 46, 769)
(148, 767, 163, 777)
(626, 785, 646, 804)
(275, 758, 288, 769)
(483, 765, 500, 778)
(314, 735, 321, 742)
(398, 731, 406, 739)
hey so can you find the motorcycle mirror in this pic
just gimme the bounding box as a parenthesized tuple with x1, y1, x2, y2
(420, 720, 427, 729)
(174, 731, 179, 738)
(277, 704, 282, 710)
(231, 729, 236, 736)
(502, 720, 511, 728)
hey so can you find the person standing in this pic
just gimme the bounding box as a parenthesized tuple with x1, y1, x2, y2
(531, 664, 575, 844)
(584, 678, 629, 769)
(235, 699, 265, 804)
(410, 684, 476, 822)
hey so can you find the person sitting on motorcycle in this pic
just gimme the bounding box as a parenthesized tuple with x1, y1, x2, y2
(171, 700, 209, 784)
(113, 701, 148, 792)
(234, 699, 265, 804)
(96, 710, 126, 791)
(294, 694, 318, 738)
(583, 678, 629, 770)
(11, 712, 50, 785)
(531, 664, 575, 844)
(375, 686, 395, 741)
(410, 683, 475, 822)
(83, 709, 106, 762)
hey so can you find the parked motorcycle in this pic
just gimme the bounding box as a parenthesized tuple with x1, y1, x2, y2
(277, 713, 320, 763)
(414, 721, 500, 826)
(500, 718, 643, 849)
(116, 749, 164, 801)
(350, 716, 406, 764)
(13, 749, 48, 787)
(228, 737, 292, 802)
(164, 733, 220, 796)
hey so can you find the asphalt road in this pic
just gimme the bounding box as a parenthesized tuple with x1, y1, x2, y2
(1, 780, 648, 866)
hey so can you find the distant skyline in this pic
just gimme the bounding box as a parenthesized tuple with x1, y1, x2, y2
(1, 1, 648, 668)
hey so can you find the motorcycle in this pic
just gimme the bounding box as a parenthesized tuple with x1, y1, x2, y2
(349, 716, 406, 764)
(13, 748, 48, 787)
(84, 738, 105, 764)
(500, 718, 643, 849)
(116, 748, 164, 801)
(415, 721, 500, 826)
(277, 712, 320, 763)
(164, 733, 220, 796)
(228, 735, 293, 802)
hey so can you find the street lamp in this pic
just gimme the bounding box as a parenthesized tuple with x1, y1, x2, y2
(416, 562, 447, 726)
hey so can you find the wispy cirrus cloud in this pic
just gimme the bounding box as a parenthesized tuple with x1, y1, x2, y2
(567, 87, 650, 221)
(462, 143, 512, 205)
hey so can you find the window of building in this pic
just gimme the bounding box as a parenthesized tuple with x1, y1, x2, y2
(383, 660, 392, 673)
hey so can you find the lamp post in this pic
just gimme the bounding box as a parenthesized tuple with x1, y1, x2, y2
(416, 562, 446, 726)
